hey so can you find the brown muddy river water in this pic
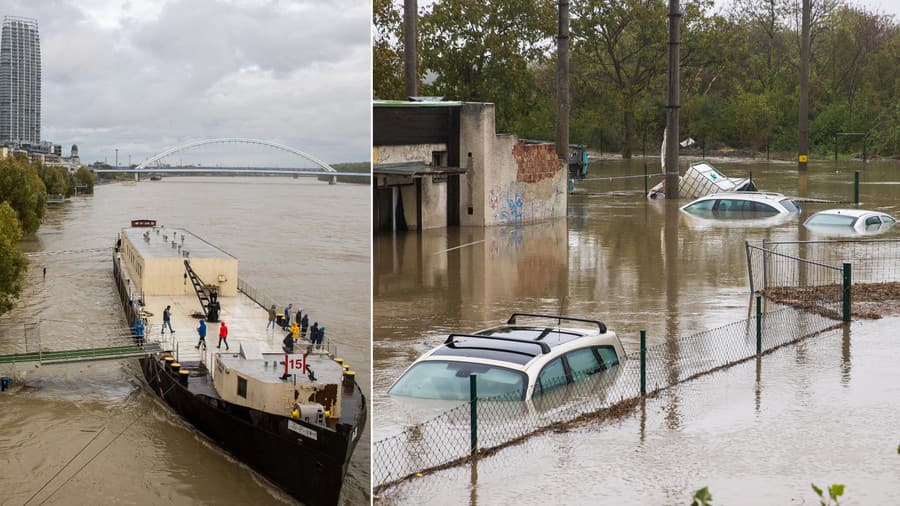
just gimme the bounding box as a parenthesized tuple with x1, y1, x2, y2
(0, 177, 370, 505)
(373, 158, 900, 503)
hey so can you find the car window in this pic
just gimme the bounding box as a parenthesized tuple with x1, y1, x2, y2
(685, 199, 715, 212)
(595, 346, 619, 367)
(882, 215, 896, 224)
(806, 213, 857, 226)
(750, 201, 778, 213)
(388, 361, 526, 400)
(566, 348, 603, 380)
(779, 198, 799, 213)
(537, 358, 567, 394)
(715, 199, 735, 212)
(865, 216, 881, 226)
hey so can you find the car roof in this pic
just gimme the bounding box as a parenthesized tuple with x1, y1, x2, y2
(426, 325, 599, 366)
(693, 191, 787, 202)
(809, 209, 881, 218)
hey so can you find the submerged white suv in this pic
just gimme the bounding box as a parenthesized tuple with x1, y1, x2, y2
(388, 313, 626, 402)
(680, 192, 801, 216)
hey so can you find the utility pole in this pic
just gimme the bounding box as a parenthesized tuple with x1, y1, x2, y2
(115, 148, 118, 169)
(403, 0, 418, 98)
(798, 0, 810, 170)
(664, 0, 681, 199)
(556, 0, 570, 161)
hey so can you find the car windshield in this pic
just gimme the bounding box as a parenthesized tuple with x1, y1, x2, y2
(779, 198, 800, 213)
(806, 213, 857, 226)
(389, 360, 526, 401)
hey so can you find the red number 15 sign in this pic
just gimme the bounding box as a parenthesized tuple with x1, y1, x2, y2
(284, 354, 306, 376)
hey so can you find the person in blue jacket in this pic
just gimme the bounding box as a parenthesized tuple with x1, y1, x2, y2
(195, 319, 207, 350)
(134, 318, 145, 346)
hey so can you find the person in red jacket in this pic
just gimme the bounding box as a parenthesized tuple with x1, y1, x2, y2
(217, 321, 229, 350)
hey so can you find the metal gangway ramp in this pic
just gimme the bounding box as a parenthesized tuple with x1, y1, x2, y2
(0, 330, 162, 369)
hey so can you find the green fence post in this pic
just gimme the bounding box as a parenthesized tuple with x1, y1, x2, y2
(834, 134, 838, 162)
(843, 263, 852, 323)
(749, 170, 753, 188)
(643, 163, 648, 195)
(756, 295, 762, 355)
(854, 171, 860, 205)
(469, 374, 478, 455)
(640, 330, 646, 396)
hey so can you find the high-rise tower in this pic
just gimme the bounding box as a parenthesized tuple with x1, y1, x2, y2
(0, 16, 41, 146)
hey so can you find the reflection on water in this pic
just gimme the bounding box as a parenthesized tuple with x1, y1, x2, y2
(374, 159, 900, 501)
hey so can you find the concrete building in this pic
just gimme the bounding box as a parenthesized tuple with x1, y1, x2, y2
(0, 16, 41, 146)
(373, 101, 567, 232)
(119, 226, 239, 297)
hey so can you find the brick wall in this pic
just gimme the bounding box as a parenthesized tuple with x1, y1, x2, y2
(513, 141, 561, 183)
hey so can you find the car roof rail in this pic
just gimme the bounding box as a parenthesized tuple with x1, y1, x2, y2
(444, 333, 552, 354)
(506, 313, 607, 334)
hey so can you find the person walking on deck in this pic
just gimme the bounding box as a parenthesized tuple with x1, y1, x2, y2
(310, 322, 319, 346)
(217, 321, 229, 350)
(282, 303, 293, 330)
(300, 314, 309, 338)
(266, 304, 277, 330)
(162, 305, 175, 335)
(195, 319, 207, 350)
(134, 319, 145, 347)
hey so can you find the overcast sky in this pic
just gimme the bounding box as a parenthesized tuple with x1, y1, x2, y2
(3, 0, 371, 166)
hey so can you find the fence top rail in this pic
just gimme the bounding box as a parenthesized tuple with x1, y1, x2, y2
(746, 244, 844, 271)
(759, 238, 900, 246)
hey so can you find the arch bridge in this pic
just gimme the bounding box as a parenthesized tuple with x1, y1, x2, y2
(93, 138, 361, 180)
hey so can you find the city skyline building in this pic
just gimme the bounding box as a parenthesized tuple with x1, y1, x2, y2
(0, 16, 41, 147)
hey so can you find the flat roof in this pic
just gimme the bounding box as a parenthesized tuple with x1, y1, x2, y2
(373, 161, 467, 177)
(123, 227, 235, 260)
(374, 100, 463, 108)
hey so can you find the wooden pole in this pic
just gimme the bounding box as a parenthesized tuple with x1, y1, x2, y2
(664, 0, 681, 198)
(798, 0, 810, 170)
(556, 0, 570, 160)
(403, 0, 418, 98)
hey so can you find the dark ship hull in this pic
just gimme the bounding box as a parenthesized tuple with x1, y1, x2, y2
(140, 356, 365, 506)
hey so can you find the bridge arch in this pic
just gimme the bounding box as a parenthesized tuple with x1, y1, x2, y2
(135, 138, 337, 172)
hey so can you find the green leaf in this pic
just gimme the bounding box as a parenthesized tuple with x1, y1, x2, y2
(691, 486, 712, 505)
(811, 483, 823, 498)
(829, 484, 845, 499)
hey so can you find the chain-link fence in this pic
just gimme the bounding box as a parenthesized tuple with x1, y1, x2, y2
(372, 305, 838, 492)
(746, 239, 900, 320)
(763, 239, 900, 284)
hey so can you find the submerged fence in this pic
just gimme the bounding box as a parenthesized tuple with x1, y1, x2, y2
(372, 306, 838, 490)
(746, 238, 900, 321)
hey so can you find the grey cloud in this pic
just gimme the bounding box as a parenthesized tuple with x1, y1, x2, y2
(5, 0, 371, 165)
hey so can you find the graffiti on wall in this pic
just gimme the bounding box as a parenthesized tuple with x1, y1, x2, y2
(488, 180, 564, 226)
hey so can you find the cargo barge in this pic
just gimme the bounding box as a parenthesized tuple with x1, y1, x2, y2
(113, 220, 365, 506)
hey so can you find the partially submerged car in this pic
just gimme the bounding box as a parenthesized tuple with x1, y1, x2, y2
(680, 192, 801, 218)
(388, 313, 625, 402)
(804, 209, 896, 235)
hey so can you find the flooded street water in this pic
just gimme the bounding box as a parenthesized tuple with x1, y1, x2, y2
(373, 158, 900, 502)
(0, 177, 370, 505)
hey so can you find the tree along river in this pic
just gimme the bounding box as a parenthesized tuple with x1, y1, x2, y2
(0, 176, 370, 505)
(373, 158, 900, 504)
